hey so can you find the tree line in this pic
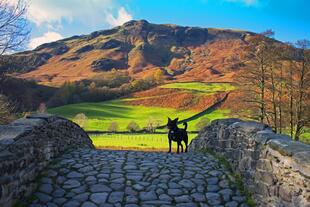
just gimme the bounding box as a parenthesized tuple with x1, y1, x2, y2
(0, 0, 30, 123)
(239, 30, 310, 140)
(73, 112, 210, 133)
(0, 69, 162, 123)
(47, 69, 162, 107)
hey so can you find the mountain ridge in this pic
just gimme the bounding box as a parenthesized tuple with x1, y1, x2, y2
(1, 20, 258, 85)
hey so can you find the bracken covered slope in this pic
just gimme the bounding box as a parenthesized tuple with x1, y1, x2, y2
(0, 20, 255, 86)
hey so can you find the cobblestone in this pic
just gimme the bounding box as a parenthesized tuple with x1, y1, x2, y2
(29, 149, 246, 206)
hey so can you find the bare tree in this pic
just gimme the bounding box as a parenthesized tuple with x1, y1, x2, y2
(277, 58, 284, 133)
(146, 117, 160, 133)
(0, 0, 29, 121)
(0, 94, 13, 124)
(239, 30, 274, 123)
(281, 43, 296, 138)
(264, 42, 290, 133)
(245, 38, 310, 140)
(0, 0, 30, 55)
(294, 39, 310, 140)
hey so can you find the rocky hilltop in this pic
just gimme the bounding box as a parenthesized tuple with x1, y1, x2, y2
(0, 20, 255, 85)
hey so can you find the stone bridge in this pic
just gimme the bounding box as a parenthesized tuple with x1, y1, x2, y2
(0, 115, 309, 207)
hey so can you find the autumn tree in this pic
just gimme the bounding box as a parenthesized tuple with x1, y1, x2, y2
(294, 39, 310, 140)
(153, 68, 165, 84)
(240, 33, 310, 140)
(280, 43, 296, 137)
(108, 122, 119, 132)
(264, 42, 284, 133)
(277, 40, 310, 140)
(73, 113, 88, 128)
(127, 121, 140, 132)
(275, 44, 288, 133)
(239, 30, 275, 123)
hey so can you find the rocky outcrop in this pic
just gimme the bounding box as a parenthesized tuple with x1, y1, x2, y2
(75, 45, 94, 54)
(0, 20, 254, 75)
(34, 41, 69, 55)
(189, 119, 310, 207)
(96, 39, 123, 50)
(0, 52, 52, 73)
(91, 58, 127, 71)
(0, 114, 94, 206)
(0, 41, 70, 73)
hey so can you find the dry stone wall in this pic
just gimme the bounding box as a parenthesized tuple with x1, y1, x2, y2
(0, 114, 94, 206)
(189, 118, 310, 207)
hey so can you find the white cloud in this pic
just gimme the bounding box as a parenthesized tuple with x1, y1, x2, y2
(27, 0, 71, 26)
(28, 32, 63, 49)
(106, 7, 133, 27)
(25, 0, 132, 28)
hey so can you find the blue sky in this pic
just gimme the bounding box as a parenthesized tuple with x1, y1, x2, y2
(21, 0, 310, 49)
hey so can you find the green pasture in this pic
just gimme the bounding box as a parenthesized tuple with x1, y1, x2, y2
(301, 133, 310, 144)
(279, 128, 310, 144)
(160, 82, 236, 94)
(48, 99, 230, 131)
(295, 128, 310, 144)
(48, 82, 233, 132)
(47, 78, 309, 145)
(90, 133, 197, 151)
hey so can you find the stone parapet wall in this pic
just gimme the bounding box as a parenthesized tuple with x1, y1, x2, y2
(189, 118, 310, 207)
(0, 114, 94, 206)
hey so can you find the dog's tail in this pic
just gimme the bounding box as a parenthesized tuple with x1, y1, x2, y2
(183, 122, 188, 131)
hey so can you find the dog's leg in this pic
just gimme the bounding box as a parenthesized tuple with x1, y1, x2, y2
(184, 135, 188, 153)
(184, 140, 188, 153)
(180, 142, 184, 153)
(168, 139, 172, 153)
(177, 142, 180, 154)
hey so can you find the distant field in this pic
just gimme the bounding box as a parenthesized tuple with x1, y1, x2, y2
(160, 82, 236, 94)
(300, 129, 310, 144)
(90, 133, 197, 151)
(48, 82, 233, 133)
(301, 135, 310, 144)
(48, 99, 230, 131)
(280, 128, 310, 144)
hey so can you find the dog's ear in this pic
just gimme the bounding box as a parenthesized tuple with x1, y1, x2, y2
(168, 117, 171, 122)
(174, 118, 179, 122)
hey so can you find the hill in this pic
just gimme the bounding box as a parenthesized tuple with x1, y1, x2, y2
(0, 20, 255, 86)
(1, 20, 309, 143)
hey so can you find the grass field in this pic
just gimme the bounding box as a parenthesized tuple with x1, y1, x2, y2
(301, 134, 310, 144)
(90, 133, 197, 151)
(49, 99, 230, 131)
(47, 77, 310, 146)
(160, 82, 236, 94)
(299, 128, 310, 144)
(48, 82, 232, 132)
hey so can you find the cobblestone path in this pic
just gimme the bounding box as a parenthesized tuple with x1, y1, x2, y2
(29, 149, 249, 207)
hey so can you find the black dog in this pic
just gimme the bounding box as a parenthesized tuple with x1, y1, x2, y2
(167, 117, 188, 153)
